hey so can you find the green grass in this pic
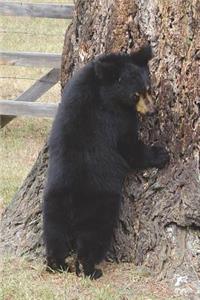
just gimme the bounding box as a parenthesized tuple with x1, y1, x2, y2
(0, 256, 179, 300)
(1, 16, 70, 52)
(0, 117, 52, 205)
(0, 0, 72, 204)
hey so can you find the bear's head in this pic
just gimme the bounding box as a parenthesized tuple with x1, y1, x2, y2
(94, 45, 155, 115)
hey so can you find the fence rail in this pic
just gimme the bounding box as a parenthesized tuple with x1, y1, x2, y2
(0, 68, 60, 127)
(0, 51, 61, 68)
(0, 2, 74, 19)
(0, 100, 58, 118)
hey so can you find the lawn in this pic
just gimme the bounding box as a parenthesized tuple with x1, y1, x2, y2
(1, 256, 179, 300)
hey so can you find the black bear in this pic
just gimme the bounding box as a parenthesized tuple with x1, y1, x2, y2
(43, 45, 169, 279)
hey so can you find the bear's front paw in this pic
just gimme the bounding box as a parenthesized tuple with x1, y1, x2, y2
(150, 146, 170, 169)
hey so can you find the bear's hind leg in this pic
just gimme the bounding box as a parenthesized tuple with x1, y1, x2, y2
(43, 190, 72, 272)
(75, 193, 120, 279)
(44, 224, 70, 272)
(76, 230, 105, 279)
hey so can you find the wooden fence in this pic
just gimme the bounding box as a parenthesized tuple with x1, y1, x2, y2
(0, 1, 74, 128)
(0, 2, 74, 19)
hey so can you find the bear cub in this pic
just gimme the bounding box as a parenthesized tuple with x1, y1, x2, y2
(43, 45, 169, 279)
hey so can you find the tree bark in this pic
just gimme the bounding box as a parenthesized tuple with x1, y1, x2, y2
(1, 0, 200, 296)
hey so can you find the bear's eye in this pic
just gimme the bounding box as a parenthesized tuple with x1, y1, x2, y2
(134, 92, 140, 102)
(118, 77, 122, 83)
(146, 86, 151, 94)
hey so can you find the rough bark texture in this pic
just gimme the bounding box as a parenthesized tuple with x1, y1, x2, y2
(1, 0, 200, 296)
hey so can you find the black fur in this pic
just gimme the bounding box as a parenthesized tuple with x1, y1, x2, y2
(43, 46, 169, 279)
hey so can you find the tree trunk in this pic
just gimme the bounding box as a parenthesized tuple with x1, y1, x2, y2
(1, 0, 200, 296)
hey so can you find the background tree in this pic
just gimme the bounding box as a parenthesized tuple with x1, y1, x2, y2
(1, 0, 200, 295)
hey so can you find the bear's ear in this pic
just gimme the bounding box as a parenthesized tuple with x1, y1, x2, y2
(131, 45, 153, 66)
(94, 58, 120, 82)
